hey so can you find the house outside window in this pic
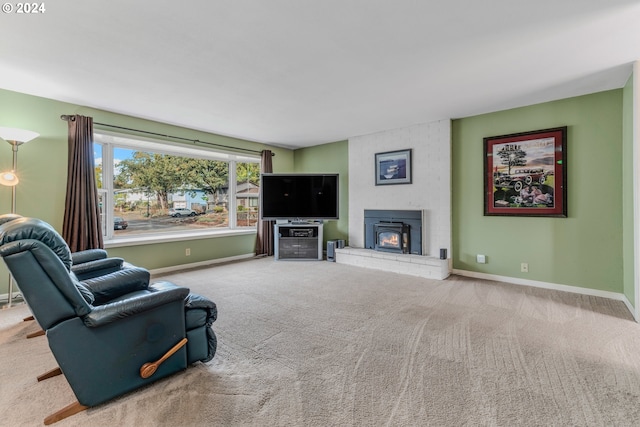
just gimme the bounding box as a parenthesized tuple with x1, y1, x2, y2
(94, 131, 260, 243)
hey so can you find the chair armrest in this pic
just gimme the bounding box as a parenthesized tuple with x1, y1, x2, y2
(81, 267, 151, 305)
(71, 257, 125, 281)
(185, 293, 218, 324)
(83, 283, 189, 327)
(71, 249, 108, 264)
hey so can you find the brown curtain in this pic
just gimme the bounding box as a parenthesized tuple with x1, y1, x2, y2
(255, 150, 274, 256)
(62, 115, 104, 252)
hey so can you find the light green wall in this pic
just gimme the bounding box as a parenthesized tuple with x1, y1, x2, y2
(452, 90, 624, 292)
(106, 234, 257, 269)
(293, 140, 349, 244)
(0, 89, 294, 291)
(622, 73, 635, 305)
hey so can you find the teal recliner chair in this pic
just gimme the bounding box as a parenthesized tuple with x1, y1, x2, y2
(0, 217, 217, 425)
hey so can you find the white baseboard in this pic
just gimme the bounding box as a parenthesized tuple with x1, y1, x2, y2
(149, 253, 256, 276)
(453, 269, 637, 321)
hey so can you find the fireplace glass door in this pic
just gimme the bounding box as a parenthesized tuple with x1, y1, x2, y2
(374, 222, 409, 254)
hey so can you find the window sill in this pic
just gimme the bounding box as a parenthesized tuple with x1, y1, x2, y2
(104, 228, 257, 248)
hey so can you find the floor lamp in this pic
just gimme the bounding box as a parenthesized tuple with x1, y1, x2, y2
(0, 127, 39, 309)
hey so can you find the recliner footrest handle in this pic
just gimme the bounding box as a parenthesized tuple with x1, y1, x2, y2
(139, 337, 188, 379)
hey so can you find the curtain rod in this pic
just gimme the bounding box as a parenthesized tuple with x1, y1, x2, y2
(60, 115, 274, 156)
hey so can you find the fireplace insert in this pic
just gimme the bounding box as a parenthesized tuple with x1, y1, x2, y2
(364, 209, 423, 255)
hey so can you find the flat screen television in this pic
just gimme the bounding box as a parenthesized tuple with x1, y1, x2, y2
(260, 173, 339, 220)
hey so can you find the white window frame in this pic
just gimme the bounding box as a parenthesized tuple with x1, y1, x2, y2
(95, 131, 259, 248)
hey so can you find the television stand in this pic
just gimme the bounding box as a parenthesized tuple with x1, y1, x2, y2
(274, 223, 323, 261)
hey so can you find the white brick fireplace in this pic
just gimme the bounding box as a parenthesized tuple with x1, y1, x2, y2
(338, 119, 452, 280)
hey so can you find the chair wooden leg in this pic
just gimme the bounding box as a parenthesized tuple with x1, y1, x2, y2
(27, 329, 45, 338)
(44, 401, 88, 425)
(37, 367, 62, 382)
(23, 315, 34, 321)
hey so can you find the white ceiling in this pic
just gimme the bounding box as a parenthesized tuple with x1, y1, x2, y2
(2, 1, 640, 149)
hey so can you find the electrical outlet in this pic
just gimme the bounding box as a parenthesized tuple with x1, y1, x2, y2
(185, 248, 191, 256)
(521, 262, 528, 273)
(476, 254, 486, 264)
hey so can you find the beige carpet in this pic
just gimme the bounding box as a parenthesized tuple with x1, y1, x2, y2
(2, 258, 640, 426)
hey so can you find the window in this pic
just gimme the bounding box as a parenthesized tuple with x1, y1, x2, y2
(94, 132, 260, 243)
(235, 161, 260, 227)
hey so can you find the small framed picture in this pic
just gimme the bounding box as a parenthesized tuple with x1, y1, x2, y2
(484, 126, 567, 217)
(375, 149, 412, 185)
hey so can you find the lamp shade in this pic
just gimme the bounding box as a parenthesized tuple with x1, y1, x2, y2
(0, 171, 19, 186)
(0, 127, 39, 143)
